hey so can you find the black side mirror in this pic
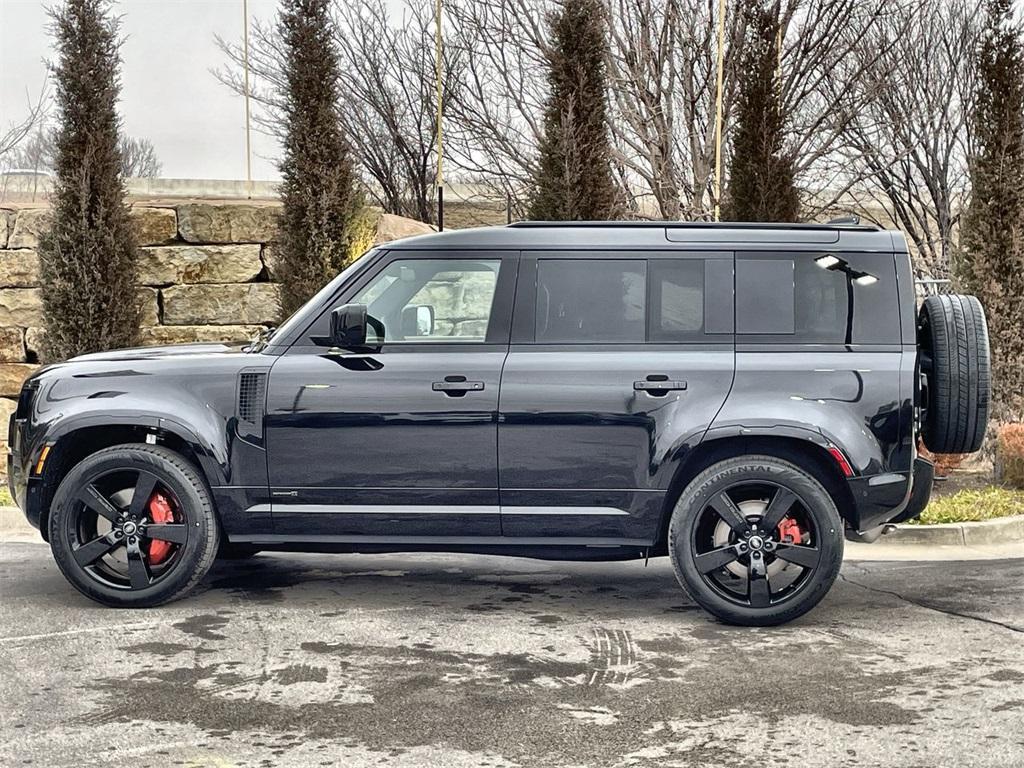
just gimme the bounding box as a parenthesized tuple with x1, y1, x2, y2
(330, 304, 369, 349)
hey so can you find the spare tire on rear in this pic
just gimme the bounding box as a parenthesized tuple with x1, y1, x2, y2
(918, 294, 990, 454)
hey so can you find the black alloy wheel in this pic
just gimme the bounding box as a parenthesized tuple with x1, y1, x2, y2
(49, 444, 219, 607)
(62, 468, 189, 591)
(669, 455, 844, 626)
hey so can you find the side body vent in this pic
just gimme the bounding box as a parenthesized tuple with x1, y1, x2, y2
(236, 370, 267, 443)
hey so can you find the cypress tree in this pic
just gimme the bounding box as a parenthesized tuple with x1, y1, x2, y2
(39, 0, 141, 361)
(528, 0, 617, 220)
(725, 0, 800, 222)
(959, 0, 1024, 422)
(276, 0, 361, 318)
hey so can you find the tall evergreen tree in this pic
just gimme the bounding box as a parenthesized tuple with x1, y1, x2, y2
(725, 0, 800, 222)
(528, 0, 617, 220)
(275, 0, 361, 318)
(959, 0, 1024, 422)
(39, 0, 141, 361)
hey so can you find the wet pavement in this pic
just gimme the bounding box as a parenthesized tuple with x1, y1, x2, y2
(1, 541, 1022, 767)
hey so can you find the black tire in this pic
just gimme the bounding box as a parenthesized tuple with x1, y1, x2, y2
(48, 444, 219, 607)
(668, 455, 844, 626)
(918, 294, 990, 454)
(217, 542, 262, 560)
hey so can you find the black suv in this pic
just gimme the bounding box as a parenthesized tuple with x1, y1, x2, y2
(8, 222, 990, 625)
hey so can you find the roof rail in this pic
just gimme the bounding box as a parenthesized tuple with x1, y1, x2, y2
(507, 220, 881, 232)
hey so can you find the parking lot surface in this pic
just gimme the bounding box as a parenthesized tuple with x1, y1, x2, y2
(1, 541, 1022, 767)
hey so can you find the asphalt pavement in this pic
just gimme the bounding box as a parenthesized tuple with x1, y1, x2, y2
(1, 540, 1022, 767)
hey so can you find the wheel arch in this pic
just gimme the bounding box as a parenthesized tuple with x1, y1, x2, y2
(653, 433, 856, 554)
(35, 421, 223, 542)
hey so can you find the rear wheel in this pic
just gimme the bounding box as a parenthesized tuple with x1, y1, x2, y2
(668, 455, 844, 626)
(48, 444, 219, 607)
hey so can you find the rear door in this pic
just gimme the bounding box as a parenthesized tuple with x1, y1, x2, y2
(497, 251, 735, 543)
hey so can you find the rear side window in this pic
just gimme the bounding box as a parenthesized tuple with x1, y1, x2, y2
(532, 257, 725, 343)
(536, 260, 646, 342)
(649, 259, 705, 340)
(736, 252, 900, 344)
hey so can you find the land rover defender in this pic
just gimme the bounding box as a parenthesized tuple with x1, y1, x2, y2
(8, 222, 990, 625)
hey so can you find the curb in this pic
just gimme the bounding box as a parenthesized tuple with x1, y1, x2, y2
(0, 506, 37, 537)
(878, 515, 1024, 547)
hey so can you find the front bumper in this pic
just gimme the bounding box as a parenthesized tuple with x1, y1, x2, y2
(7, 408, 44, 533)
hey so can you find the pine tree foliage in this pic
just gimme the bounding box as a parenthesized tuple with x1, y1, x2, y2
(39, 0, 141, 361)
(959, 0, 1024, 422)
(275, 0, 361, 318)
(725, 0, 800, 222)
(528, 0, 617, 220)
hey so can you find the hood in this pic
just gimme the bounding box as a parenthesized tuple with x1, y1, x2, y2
(69, 343, 239, 362)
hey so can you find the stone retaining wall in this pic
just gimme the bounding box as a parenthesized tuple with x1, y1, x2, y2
(0, 201, 432, 463)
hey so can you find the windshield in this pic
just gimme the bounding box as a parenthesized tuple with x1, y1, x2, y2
(257, 247, 380, 350)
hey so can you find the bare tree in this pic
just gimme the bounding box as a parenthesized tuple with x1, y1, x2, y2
(604, 0, 896, 221)
(0, 82, 50, 159)
(6, 128, 162, 178)
(119, 136, 162, 177)
(443, 0, 552, 215)
(217, 0, 461, 223)
(840, 0, 982, 277)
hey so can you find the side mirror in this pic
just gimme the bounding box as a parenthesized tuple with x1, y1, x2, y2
(401, 304, 435, 337)
(330, 304, 369, 349)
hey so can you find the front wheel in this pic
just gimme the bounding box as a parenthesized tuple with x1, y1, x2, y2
(668, 455, 844, 626)
(48, 444, 219, 607)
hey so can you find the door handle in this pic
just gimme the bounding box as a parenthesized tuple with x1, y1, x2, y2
(432, 375, 485, 396)
(634, 375, 687, 395)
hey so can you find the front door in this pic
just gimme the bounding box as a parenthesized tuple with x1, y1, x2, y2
(265, 251, 517, 538)
(498, 252, 735, 543)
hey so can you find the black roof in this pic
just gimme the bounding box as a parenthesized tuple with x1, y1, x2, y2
(509, 220, 881, 232)
(387, 221, 905, 253)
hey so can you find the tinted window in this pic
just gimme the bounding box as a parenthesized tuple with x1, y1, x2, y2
(536, 260, 645, 342)
(351, 259, 502, 343)
(649, 259, 705, 341)
(736, 253, 900, 343)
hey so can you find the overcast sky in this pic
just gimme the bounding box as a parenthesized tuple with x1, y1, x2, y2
(1, 0, 286, 180)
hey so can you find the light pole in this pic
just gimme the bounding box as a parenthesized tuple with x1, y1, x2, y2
(243, 0, 253, 199)
(435, 0, 444, 231)
(712, 0, 726, 222)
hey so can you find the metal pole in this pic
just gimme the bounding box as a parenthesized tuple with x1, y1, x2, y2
(243, 0, 253, 199)
(435, 0, 444, 230)
(712, 0, 726, 222)
(775, 2, 783, 95)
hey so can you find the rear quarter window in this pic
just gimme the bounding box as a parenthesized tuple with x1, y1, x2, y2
(736, 252, 900, 344)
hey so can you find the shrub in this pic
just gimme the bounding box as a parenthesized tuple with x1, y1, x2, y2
(917, 445, 968, 476)
(275, 0, 361, 319)
(39, 0, 141, 361)
(996, 423, 1024, 488)
(346, 207, 378, 265)
(911, 486, 1024, 524)
(724, 0, 800, 223)
(958, 0, 1024, 423)
(528, 0, 617, 221)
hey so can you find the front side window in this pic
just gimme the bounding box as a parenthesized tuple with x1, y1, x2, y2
(536, 259, 646, 343)
(352, 258, 502, 343)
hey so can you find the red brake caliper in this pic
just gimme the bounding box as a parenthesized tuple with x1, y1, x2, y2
(146, 492, 176, 564)
(777, 516, 804, 545)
